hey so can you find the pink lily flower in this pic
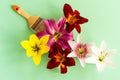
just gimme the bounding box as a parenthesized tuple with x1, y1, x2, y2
(36, 18, 73, 51)
(68, 34, 94, 67)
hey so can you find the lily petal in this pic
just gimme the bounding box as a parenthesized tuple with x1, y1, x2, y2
(96, 62, 105, 72)
(39, 45, 50, 54)
(60, 65, 67, 73)
(33, 54, 41, 66)
(74, 10, 80, 15)
(47, 58, 60, 69)
(68, 40, 77, 50)
(67, 51, 77, 57)
(49, 43, 58, 54)
(66, 23, 74, 33)
(57, 18, 66, 32)
(39, 35, 49, 45)
(100, 41, 107, 51)
(60, 30, 73, 41)
(57, 38, 70, 49)
(62, 58, 75, 66)
(104, 59, 115, 68)
(63, 48, 71, 56)
(55, 42, 64, 53)
(86, 43, 95, 48)
(20, 40, 30, 49)
(77, 16, 88, 24)
(78, 58, 85, 67)
(36, 31, 47, 38)
(106, 49, 117, 58)
(26, 49, 34, 57)
(48, 51, 55, 58)
(63, 4, 73, 18)
(77, 34, 82, 44)
(86, 43, 95, 55)
(75, 24, 81, 33)
(85, 56, 97, 64)
(44, 20, 54, 35)
(47, 37, 54, 47)
(29, 34, 39, 46)
(91, 46, 101, 55)
(49, 19, 59, 32)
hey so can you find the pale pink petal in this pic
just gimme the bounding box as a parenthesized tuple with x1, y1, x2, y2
(78, 58, 85, 67)
(85, 43, 95, 56)
(68, 40, 77, 50)
(77, 34, 82, 44)
(96, 61, 105, 72)
(85, 56, 96, 64)
(86, 42, 95, 48)
(67, 51, 77, 57)
(100, 41, 107, 51)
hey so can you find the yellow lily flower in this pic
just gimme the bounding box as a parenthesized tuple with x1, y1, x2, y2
(20, 34, 50, 66)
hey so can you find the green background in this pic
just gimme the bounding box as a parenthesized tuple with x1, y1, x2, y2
(0, 0, 120, 80)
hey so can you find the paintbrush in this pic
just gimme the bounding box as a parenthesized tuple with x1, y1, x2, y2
(12, 5, 45, 33)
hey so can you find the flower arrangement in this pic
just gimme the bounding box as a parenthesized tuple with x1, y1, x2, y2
(20, 3, 116, 74)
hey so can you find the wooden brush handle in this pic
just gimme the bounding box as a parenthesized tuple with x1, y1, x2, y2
(12, 5, 30, 19)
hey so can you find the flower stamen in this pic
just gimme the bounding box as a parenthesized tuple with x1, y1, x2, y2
(53, 32, 62, 41)
(78, 47, 85, 54)
(32, 44, 40, 52)
(67, 14, 78, 25)
(55, 52, 65, 63)
(98, 51, 108, 62)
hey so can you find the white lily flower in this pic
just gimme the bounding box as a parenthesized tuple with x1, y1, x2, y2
(86, 41, 116, 72)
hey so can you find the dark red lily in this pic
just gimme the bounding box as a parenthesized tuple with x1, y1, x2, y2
(63, 3, 88, 33)
(47, 43, 75, 74)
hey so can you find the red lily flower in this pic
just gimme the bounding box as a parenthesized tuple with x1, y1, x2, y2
(63, 3, 88, 33)
(47, 43, 75, 74)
